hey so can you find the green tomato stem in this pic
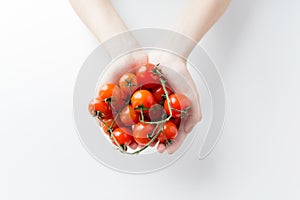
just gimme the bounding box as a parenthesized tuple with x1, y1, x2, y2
(98, 63, 191, 155)
(127, 124, 161, 155)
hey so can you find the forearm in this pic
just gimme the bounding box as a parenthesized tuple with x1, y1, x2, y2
(170, 0, 231, 57)
(69, 0, 127, 42)
(69, 0, 140, 57)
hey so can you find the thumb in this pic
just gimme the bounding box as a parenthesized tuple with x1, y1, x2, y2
(183, 106, 202, 133)
(166, 130, 188, 154)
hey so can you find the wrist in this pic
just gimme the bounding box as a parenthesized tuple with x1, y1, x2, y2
(126, 50, 148, 66)
(148, 50, 186, 68)
(152, 29, 197, 60)
(102, 31, 142, 59)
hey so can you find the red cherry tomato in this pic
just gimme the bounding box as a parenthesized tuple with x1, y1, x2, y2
(114, 116, 126, 129)
(136, 63, 161, 88)
(119, 73, 139, 97)
(99, 118, 118, 135)
(164, 94, 191, 118)
(111, 127, 133, 146)
(170, 117, 181, 128)
(148, 104, 166, 121)
(131, 90, 156, 113)
(88, 98, 112, 118)
(152, 85, 173, 104)
(133, 122, 156, 145)
(119, 105, 139, 126)
(112, 96, 127, 113)
(157, 121, 178, 143)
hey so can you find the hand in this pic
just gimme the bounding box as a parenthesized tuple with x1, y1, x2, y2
(70, 0, 228, 155)
(99, 51, 148, 84)
(100, 50, 201, 154)
(99, 51, 148, 150)
(149, 51, 202, 154)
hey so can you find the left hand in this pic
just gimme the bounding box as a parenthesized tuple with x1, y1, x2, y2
(148, 51, 202, 154)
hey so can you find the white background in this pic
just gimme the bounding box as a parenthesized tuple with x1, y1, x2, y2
(1, 0, 300, 199)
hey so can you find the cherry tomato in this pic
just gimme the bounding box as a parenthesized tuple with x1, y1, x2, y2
(148, 104, 166, 121)
(111, 96, 127, 113)
(120, 105, 139, 126)
(98, 83, 122, 110)
(88, 98, 112, 118)
(136, 63, 160, 88)
(150, 138, 158, 147)
(170, 117, 181, 128)
(131, 90, 156, 113)
(119, 73, 139, 97)
(114, 116, 126, 129)
(157, 121, 178, 143)
(99, 118, 118, 135)
(133, 122, 156, 145)
(152, 85, 173, 104)
(164, 94, 191, 118)
(111, 127, 133, 146)
(98, 83, 120, 100)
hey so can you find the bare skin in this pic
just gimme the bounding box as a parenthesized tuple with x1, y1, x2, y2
(69, 0, 231, 154)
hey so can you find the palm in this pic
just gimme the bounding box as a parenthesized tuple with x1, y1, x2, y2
(99, 51, 148, 85)
(149, 52, 202, 154)
(100, 51, 201, 153)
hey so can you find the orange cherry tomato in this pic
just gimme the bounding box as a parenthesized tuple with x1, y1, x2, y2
(111, 127, 133, 146)
(99, 118, 118, 135)
(98, 83, 122, 111)
(131, 90, 156, 113)
(119, 73, 139, 97)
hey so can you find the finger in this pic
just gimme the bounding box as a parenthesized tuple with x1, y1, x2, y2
(130, 51, 148, 68)
(180, 71, 202, 133)
(99, 64, 130, 84)
(183, 104, 202, 133)
(150, 140, 157, 147)
(166, 131, 188, 154)
(129, 141, 138, 150)
(161, 66, 191, 94)
(99, 52, 148, 85)
(157, 143, 166, 153)
(183, 114, 201, 133)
